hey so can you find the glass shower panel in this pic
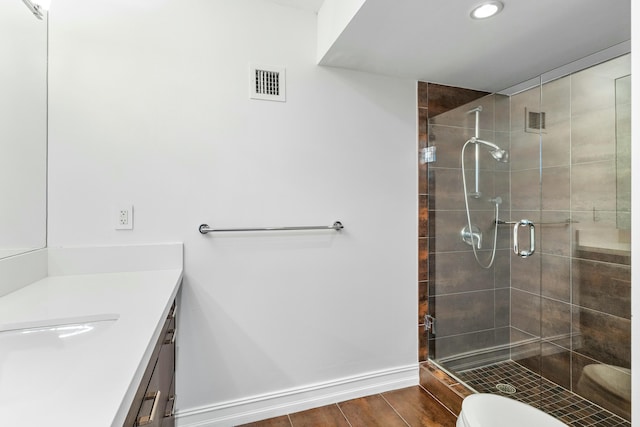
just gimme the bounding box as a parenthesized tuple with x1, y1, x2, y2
(427, 85, 542, 378)
(565, 54, 631, 420)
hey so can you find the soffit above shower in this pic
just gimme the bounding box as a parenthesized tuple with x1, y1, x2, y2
(263, 0, 324, 13)
(317, 0, 631, 93)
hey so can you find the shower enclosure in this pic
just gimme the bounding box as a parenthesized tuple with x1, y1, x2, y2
(424, 53, 631, 424)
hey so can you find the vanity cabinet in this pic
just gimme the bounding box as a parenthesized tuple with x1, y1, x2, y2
(123, 301, 176, 427)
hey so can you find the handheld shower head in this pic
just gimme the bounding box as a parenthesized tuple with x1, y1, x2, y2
(489, 147, 509, 163)
(470, 137, 509, 163)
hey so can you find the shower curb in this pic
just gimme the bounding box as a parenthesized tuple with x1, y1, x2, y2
(419, 361, 473, 415)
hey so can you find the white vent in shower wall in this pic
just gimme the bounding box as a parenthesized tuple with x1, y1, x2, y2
(250, 64, 286, 102)
(525, 108, 547, 133)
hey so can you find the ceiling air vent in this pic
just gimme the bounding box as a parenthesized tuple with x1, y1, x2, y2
(250, 65, 286, 102)
(525, 108, 546, 133)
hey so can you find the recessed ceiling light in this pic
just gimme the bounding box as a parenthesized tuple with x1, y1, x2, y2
(470, 1, 504, 19)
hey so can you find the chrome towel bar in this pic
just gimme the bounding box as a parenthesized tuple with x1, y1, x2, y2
(199, 221, 344, 235)
(496, 219, 577, 226)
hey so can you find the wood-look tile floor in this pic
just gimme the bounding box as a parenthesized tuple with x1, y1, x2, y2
(237, 386, 457, 427)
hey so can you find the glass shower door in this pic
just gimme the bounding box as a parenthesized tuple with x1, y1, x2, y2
(426, 81, 543, 381)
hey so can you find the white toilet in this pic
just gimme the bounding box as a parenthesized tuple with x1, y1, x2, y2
(457, 394, 568, 427)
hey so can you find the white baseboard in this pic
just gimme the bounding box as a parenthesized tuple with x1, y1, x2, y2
(176, 364, 419, 427)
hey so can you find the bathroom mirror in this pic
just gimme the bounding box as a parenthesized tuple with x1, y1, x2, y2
(0, 1, 48, 258)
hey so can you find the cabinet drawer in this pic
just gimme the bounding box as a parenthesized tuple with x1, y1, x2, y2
(162, 375, 176, 427)
(136, 323, 175, 426)
(123, 300, 176, 427)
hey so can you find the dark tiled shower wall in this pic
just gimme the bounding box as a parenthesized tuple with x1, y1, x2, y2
(417, 82, 489, 362)
(508, 58, 631, 421)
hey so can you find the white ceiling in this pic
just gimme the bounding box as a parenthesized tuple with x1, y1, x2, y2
(317, 0, 631, 92)
(264, 0, 324, 13)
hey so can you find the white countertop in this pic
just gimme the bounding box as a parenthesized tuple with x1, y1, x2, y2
(0, 268, 182, 427)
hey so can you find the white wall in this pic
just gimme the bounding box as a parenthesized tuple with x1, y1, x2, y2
(48, 0, 417, 424)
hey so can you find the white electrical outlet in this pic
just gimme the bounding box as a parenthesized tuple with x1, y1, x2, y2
(115, 205, 133, 230)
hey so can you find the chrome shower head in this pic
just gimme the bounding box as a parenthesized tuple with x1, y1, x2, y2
(489, 147, 509, 163)
(470, 137, 509, 163)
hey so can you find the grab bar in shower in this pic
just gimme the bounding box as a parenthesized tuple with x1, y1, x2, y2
(496, 219, 577, 226)
(199, 221, 344, 235)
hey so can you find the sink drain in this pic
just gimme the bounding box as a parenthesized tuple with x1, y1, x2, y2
(496, 383, 517, 394)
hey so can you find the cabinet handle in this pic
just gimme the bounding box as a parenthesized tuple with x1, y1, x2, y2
(164, 395, 176, 417)
(137, 390, 161, 426)
(164, 328, 176, 345)
(167, 304, 177, 320)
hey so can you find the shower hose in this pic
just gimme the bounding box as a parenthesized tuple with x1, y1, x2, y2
(461, 138, 500, 269)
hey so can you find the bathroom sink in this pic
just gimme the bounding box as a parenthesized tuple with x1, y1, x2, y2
(0, 314, 119, 403)
(0, 312, 119, 333)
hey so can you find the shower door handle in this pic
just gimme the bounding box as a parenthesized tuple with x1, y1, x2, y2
(513, 220, 535, 258)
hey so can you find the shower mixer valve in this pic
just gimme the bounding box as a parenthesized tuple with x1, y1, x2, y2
(461, 224, 482, 249)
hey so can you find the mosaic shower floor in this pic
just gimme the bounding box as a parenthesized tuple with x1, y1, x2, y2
(456, 360, 630, 427)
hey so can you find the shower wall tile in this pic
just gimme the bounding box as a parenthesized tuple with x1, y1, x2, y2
(571, 69, 616, 115)
(494, 94, 511, 132)
(419, 160, 427, 195)
(571, 107, 616, 164)
(431, 290, 495, 337)
(419, 106, 428, 135)
(572, 306, 631, 368)
(539, 211, 571, 256)
(570, 210, 617, 228)
(509, 131, 540, 171)
(494, 249, 511, 288)
(571, 160, 616, 212)
(510, 169, 541, 211)
(419, 237, 428, 282)
(495, 287, 510, 328)
(511, 289, 541, 337)
(541, 76, 571, 126)
(419, 327, 428, 362)
(541, 297, 571, 340)
(510, 85, 540, 131)
(419, 111, 428, 195)
(539, 342, 572, 390)
(418, 82, 429, 109)
(431, 251, 495, 295)
(540, 254, 571, 302)
(541, 121, 571, 168)
(432, 209, 497, 253)
(431, 327, 510, 363)
(431, 167, 495, 211)
(428, 85, 491, 123)
(428, 125, 473, 169)
(541, 166, 570, 210)
(419, 281, 428, 322)
(571, 258, 631, 319)
(510, 327, 541, 371)
(493, 170, 510, 207)
(511, 251, 541, 294)
(419, 195, 428, 237)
